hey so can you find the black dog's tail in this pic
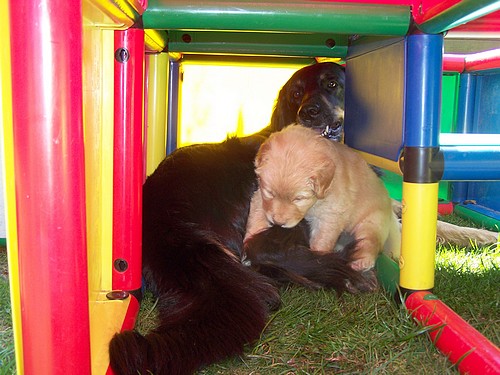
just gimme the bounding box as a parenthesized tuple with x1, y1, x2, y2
(109, 234, 280, 375)
(244, 223, 377, 293)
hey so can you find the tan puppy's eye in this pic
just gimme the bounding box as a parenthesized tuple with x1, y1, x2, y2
(293, 193, 312, 204)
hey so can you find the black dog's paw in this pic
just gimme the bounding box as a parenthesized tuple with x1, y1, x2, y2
(252, 273, 282, 311)
(346, 268, 379, 293)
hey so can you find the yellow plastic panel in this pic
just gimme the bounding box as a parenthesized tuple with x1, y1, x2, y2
(146, 53, 168, 176)
(82, 12, 116, 374)
(0, 2, 24, 373)
(145, 29, 168, 53)
(179, 58, 309, 147)
(89, 294, 131, 374)
(355, 150, 402, 175)
(83, 25, 114, 299)
(83, 0, 136, 29)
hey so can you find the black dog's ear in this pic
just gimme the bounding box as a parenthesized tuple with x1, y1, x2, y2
(269, 85, 297, 131)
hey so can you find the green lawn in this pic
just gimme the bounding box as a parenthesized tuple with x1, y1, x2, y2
(0, 235, 498, 374)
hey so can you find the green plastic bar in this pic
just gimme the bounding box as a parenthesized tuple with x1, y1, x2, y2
(375, 253, 400, 296)
(144, 0, 410, 36)
(167, 31, 348, 57)
(454, 205, 500, 232)
(418, 0, 500, 34)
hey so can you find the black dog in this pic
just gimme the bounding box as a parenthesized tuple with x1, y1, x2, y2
(252, 61, 345, 142)
(109, 62, 370, 375)
(270, 61, 345, 141)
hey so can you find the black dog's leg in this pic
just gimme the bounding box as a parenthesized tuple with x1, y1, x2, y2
(244, 222, 378, 293)
(109, 231, 280, 375)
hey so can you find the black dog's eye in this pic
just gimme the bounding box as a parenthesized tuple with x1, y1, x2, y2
(292, 90, 302, 99)
(327, 80, 337, 89)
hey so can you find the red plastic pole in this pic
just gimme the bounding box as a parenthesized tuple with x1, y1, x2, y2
(412, 0, 460, 24)
(443, 54, 466, 72)
(443, 50, 500, 72)
(8, 1, 91, 374)
(406, 291, 500, 374)
(465, 49, 500, 72)
(143, 57, 150, 183)
(112, 29, 144, 293)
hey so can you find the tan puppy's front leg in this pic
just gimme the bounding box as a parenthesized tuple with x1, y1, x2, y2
(308, 219, 343, 253)
(244, 190, 271, 243)
(350, 238, 381, 271)
(350, 222, 386, 271)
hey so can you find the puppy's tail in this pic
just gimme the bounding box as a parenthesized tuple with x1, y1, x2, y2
(245, 224, 377, 293)
(109, 238, 280, 375)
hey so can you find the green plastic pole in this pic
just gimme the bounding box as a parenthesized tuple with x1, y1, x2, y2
(144, 0, 410, 36)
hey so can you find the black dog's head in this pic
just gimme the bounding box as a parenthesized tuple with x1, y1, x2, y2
(270, 62, 345, 142)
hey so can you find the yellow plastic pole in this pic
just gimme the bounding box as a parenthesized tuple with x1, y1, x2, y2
(0, 2, 24, 373)
(146, 53, 168, 176)
(399, 181, 439, 291)
(82, 24, 134, 374)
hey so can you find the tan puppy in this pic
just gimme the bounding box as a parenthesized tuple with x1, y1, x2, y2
(244, 124, 401, 271)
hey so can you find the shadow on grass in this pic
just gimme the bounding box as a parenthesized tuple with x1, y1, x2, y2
(0, 242, 498, 374)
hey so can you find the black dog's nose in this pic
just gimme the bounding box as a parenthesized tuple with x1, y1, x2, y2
(299, 103, 321, 120)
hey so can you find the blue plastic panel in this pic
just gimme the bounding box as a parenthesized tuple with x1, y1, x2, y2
(467, 182, 500, 212)
(451, 70, 500, 212)
(344, 37, 405, 161)
(473, 72, 500, 133)
(463, 72, 500, 211)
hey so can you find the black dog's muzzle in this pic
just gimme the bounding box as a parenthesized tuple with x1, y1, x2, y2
(297, 97, 344, 143)
(298, 102, 321, 121)
(320, 121, 344, 142)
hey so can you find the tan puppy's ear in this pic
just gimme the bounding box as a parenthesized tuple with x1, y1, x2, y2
(255, 142, 271, 169)
(309, 157, 335, 199)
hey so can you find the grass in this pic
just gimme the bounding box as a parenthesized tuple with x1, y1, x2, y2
(199, 290, 452, 374)
(0, 246, 16, 374)
(196, 240, 499, 374)
(434, 243, 500, 343)
(0, 222, 498, 374)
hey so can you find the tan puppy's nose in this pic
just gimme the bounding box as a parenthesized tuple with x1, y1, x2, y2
(271, 215, 286, 227)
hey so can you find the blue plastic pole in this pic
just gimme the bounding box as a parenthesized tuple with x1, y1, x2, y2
(441, 145, 500, 180)
(166, 56, 181, 154)
(404, 33, 443, 148)
(450, 73, 476, 200)
(399, 33, 443, 293)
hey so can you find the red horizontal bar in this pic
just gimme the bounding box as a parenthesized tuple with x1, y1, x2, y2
(443, 49, 500, 72)
(412, 0, 460, 24)
(321, 0, 411, 4)
(465, 48, 500, 72)
(451, 9, 500, 33)
(406, 291, 500, 374)
(443, 54, 466, 72)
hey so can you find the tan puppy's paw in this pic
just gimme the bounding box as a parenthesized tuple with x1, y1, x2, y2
(349, 255, 377, 271)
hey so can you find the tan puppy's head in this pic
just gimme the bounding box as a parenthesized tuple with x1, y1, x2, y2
(255, 125, 335, 228)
